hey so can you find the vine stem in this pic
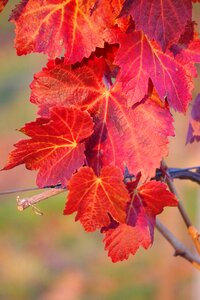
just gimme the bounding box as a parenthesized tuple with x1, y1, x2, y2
(0, 166, 199, 197)
(0, 187, 40, 196)
(1, 177, 200, 269)
(161, 160, 200, 255)
(16, 188, 66, 212)
(156, 219, 200, 269)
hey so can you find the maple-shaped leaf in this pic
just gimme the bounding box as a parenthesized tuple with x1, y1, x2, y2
(103, 180, 178, 262)
(103, 217, 154, 263)
(120, 0, 192, 51)
(30, 56, 107, 114)
(0, 0, 8, 13)
(30, 56, 174, 179)
(171, 37, 200, 79)
(115, 31, 193, 112)
(187, 94, 200, 143)
(64, 166, 129, 232)
(99, 94, 174, 180)
(3, 107, 93, 187)
(172, 35, 200, 64)
(10, 0, 124, 62)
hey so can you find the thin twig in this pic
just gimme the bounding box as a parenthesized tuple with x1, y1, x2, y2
(0, 184, 62, 196)
(0, 187, 40, 196)
(156, 219, 200, 269)
(16, 188, 66, 211)
(155, 167, 200, 184)
(0, 167, 199, 197)
(161, 161, 192, 227)
(161, 160, 200, 255)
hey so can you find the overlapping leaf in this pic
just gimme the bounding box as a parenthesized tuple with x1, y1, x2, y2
(172, 37, 200, 77)
(10, 0, 124, 62)
(187, 94, 200, 143)
(64, 166, 129, 231)
(30, 56, 107, 114)
(3, 107, 94, 187)
(120, 0, 192, 50)
(115, 31, 193, 112)
(0, 0, 8, 13)
(30, 56, 174, 179)
(103, 179, 178, 262)
(2, 0, 199, 264)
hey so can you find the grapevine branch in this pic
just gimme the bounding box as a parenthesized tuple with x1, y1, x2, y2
(156, 219, 200, 270)
(16, 188, 66, 212)
(3, 183, 200, 269)
(0, 165, 199, 267)
(161, 161, 200, 255)
(0, 166, 199, 197)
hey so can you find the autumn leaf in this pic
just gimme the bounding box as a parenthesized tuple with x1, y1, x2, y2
(30, 56, 174, 179)
(178, 21, 195, 46)
(103, 180, 178, 262)
(0, 0, 8, 13)
(64, 166, 129, 231)
(10, 0, 124, 62)
(30, 56, 107, 114)
(100, 94, 174, 180)
(187, 94, 200, 143)
(103, 221, 153, 263)
(120, 0, 192, 50)
(115, 31, 193, 112)
(3, 107, 94, 187)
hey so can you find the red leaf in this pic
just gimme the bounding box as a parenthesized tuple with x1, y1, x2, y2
(3, 107, 94, 187)
(0, 0, 8, 13)
(64, 166, 129, 232)
(30, 56, 174, 179)
(115, 31, 193, 112)
(103, 222, 153, 262)
(30, 56, 107, 114)
(120, 0, 192, 50)
(100, 93, 174, 180)
(103, 180, 178, 262)
(187, 94, 200, 143)
(178, 21, 195, 46)
(136, 181, 178, 216)
(171, 38, 200, 71)
(10, 0, 123, 62)
(172, 38, 200, 78)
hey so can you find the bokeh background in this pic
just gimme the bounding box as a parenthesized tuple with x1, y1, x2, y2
(0, 2, 199, 299)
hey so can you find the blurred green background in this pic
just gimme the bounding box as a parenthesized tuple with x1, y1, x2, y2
(0, 2, 200, 300)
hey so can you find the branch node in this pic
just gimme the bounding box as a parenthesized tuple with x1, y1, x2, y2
(16, 188, 66, 212)
(188, 225, 200, 255)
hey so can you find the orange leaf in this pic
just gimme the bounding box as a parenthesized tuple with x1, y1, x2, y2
(3, 107, 94, 187)
(103, 223, 151, 262)
(64, 166, 129, 231)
